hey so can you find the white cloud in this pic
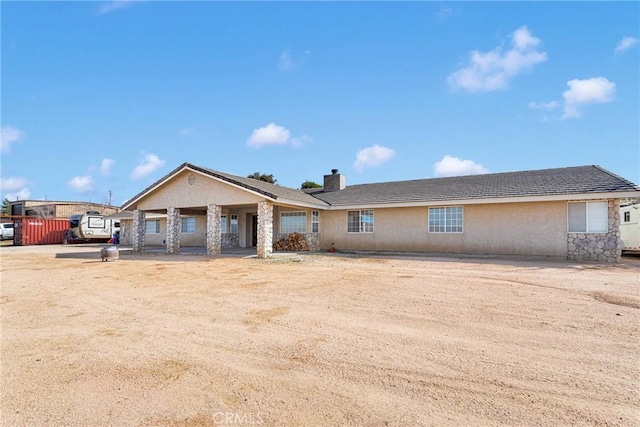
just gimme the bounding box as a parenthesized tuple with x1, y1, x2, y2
(100, 158, 115, 176)
(528, 100, 559, 110)
(561, 77, 616, 119)
(447, 26, 547, 93)
(131, 153, 165, 180)
(68, 175, 94, 193)
(278, 50, 294, 71)
(179, 127, 195, 136)
(435, 6, 453, 22)
(6, 188, 31, 201)
(0, 177, 30, 202)
(247, 123, 291, 147)
(434, 155, 489, 177)
(353, 145, 395, 172)
(1, 125, 24, 152)
(99, 0, 138, 14)
(290, 134, 312, 149)
(0, 177, 28, 192)
(278, 49, 311, 71)
(615, 36, 638, 54)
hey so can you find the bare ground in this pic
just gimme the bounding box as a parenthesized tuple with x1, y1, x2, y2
(1, 245, 639, 426)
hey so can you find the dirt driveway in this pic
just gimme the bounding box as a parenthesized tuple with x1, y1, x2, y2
(1, 245, 639, 426)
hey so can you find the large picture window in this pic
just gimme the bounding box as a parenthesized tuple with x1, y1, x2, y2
(429, 207, 463, 233)
(568, 201, 607, 233)
(347, 210, 374, 233)
(181, 217, 196, 234)
(145, 219, 160, 234)
(281, 212, 307, 234)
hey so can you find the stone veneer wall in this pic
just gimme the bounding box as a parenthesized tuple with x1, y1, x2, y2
(567, 199, 622, 263)
(222, 233, 240, 248)
(257, 201, 273, 258)
(166, 207, 181, 254)
(119, 221, 132, 246)
(206, 204, 221, 255)
(132, 210, 146, 252)
(275, 233, 320, 251)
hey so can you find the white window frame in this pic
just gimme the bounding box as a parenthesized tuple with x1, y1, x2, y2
(312, 211, 319, 233)
(568, 201, 608, 233)
(230, 214, 238, 234)
(280, 211, 307, 234)
(220, 215, 227, 234)
(428, 206, 463, 233)
(623, 211, 631, 223)
(347, 210, 374, 233)
(145, 219, 160, 234)
(181, 217, 196, 234)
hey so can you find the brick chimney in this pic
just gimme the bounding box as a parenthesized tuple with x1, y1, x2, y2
(323, 169, 345, 192)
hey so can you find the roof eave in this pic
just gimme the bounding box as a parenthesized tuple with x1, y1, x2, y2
(324, 191, 640, 210)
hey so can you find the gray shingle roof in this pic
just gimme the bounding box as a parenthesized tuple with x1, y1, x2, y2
(190, 164, 329, 206)
(123, 163, 639, 210)
(311, 165, 640, 206)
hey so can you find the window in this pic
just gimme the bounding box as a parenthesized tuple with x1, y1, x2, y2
(312, 211, 319, 233)
(568, 201, 607, 233)
(429, 207, 463, 233)
(181, 217, 196, 234)
(88, 217, 105, 228)
(220, 215, 227, 234)
(347, 210, 374, 233)
(145, 219, 160, 234)
(624, 211, 631, 222)
(281, 212, 307, 234)
(230, 214, 238, 234)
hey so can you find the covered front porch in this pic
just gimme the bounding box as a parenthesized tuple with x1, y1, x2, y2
(118, 163, 328, 259)
(127, 201, 274, 258)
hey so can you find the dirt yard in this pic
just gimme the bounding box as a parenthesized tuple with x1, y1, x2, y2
(1, 245, 639, 426)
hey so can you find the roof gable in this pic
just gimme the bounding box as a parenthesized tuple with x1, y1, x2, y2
(122, 163, 328, 210)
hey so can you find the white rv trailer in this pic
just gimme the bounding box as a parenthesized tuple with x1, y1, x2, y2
(65, 211, 120, 243)
(620, 203, 640, 252)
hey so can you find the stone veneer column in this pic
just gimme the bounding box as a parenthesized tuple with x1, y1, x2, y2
(257, 201, 273, 259)
(166, 207, 181, 254)
(132, 209, 146, 252)
(206, 204, 222, 255)
(567, 199, 622, 263)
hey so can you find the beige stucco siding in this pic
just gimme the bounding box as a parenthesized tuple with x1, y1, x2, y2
(136, 170, 265, 211)
(179, 215, 207, 246)
(320, 201, 568, 257)
(143, 218, 165, 246)
(136, 215, 207, 247)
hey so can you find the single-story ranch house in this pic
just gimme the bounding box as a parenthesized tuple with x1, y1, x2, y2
(119, 162, 640, 262)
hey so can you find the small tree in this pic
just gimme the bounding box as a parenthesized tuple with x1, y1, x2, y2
(247, 172, 277, 184)
(301, 180, 321, 189)
(1, 198, 10, 216)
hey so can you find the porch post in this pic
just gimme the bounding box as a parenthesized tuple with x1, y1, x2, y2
(257, 201, 273, 259)
(166, 207, 181, 254)
(132, 209, 146, 252)
(206, 204, 221, 255)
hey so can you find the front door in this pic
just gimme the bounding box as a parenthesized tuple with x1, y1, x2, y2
(251, 215, 258, 247)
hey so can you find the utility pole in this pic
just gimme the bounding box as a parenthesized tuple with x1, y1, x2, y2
(108, 190, 112, 206)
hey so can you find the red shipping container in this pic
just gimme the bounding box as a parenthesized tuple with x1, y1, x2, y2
(14, 218, 69, 245)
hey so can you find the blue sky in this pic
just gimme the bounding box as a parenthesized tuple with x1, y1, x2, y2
(2, 1, 638, 206)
